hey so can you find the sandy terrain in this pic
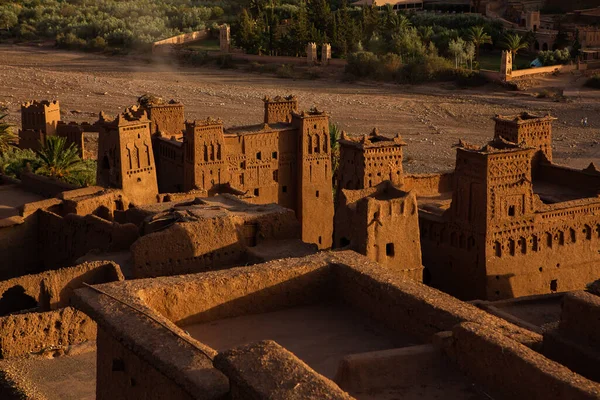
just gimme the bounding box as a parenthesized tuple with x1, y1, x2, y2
(1, 44, 600, 173)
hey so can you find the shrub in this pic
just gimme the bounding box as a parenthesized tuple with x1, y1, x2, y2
(217, 54, 236, 69)
(87, 36, 107, 51)
(585, 74, 600, 89)
(0, 147, 39, 179)
(399, 55, 454, 84)
(275, 64, 295, 79)
(56, 32, 86, 49)
(187, 50, 211, 66)
(537, 49, 571, 66)
(345, 51, 380, 78)
(303, 67, 322, 80)
(378, 53, 403, 80)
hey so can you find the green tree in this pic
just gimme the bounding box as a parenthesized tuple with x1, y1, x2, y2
(0, 114, 16, 154)
(288, 1, 310, 56)
(0, 7, 18, 31)
(308, 0, 332, 37)
(500, 33, 529, 58)
(417, 26, 434, 46)
(235, 9, 259, 54)
(35, 136, 86, 182)
(448, 38, 466, 68)
(467, 26, 492, 62)
(361, 5, 379, 45)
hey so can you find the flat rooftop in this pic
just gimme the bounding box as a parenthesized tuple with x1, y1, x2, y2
(0, 183, 44, 220)
(135, 194, 287, 218)
(224, 122, 293, 136)
(74, 251, 541, 399)
(185, 302, 407, 379)
(477, 293, 564, 334)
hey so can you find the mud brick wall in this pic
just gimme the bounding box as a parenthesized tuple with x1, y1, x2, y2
(96, 328, 196, 400)
(451, 322, 600, 400)
(0, 307, 95, 359)
(331, 254, 540, 346)
(542, 291, 600, 382)
(403, 173, 454, 196)
(138, 258, 332, 326)
(0, 216, 40, 279)
(19, 172, 79, 198)
(0, 261, 123, 312)
(214, 340, 353, 400)
(536, 164, 600, 194)
(39, 210, 138, 268)
(558, 291, 600, 349)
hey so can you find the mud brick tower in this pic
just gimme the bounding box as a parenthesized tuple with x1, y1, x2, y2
(96, 111, 158, 205)
(493, 112, 556, 164)
(19, 100, 61, 151)
(292, 108, 334, 248)
(337, 129, 406, 200)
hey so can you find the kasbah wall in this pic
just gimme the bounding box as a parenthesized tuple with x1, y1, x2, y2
(92, 95, 334, 250)
(418, 113, 600, 300)
(13, 92, 600, 302)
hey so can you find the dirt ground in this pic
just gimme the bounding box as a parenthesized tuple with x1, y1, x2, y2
(1, 44, 600, 173)
(0, 346, 96, 400)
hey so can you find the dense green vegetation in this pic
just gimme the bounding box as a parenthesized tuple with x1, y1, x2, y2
(0, 136, 96, 187)
(0, 0, 583, 84)
(0, 0, 236, 51)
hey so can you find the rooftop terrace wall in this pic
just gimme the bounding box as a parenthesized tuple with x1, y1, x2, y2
(74, 251, 547, 400)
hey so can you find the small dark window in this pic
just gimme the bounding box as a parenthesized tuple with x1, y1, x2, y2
(386, 243, 395, 257)
(282, 186, 287, 193)
(508, 205, 515, 216)
(254, 188, 259, 196)
(112, 359, 125, 372)
(256, 152, 262, 160)
(272, 151, 278, 159)
(318, 236, 322, 245)
(316, 190, 319, 198)
(273, 170, 278, 182)
(550, 279, 558, 292)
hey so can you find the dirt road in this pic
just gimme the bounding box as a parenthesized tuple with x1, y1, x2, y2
(1, 44, 599, 173)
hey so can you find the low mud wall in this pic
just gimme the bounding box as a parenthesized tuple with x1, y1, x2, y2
(19, 172, 79, 198)
(331, 252, 540, 346)
(508, 64, 577, 80)
(0, 215, 40, 280)
(137, 257, 332, 326)
(403, 173, 453, 196)
(542, 291, 600, 381)
(0, 261, 123, 314)
(0, 307, 95, 359)
(536, 163, 600, 195)
(96, 328, 201, 400)
(214, 340, 352, 400)
(451, 322, 600, 400)
(39, 210, 138, 268)
(557, 291, 600, 348)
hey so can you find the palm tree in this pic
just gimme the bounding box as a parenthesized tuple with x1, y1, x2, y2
(36, 136, 86, 181)
(0, 114, 17, 154)
(500, 33, 529, 58)
(418, 26, 434, 46)
(467, 26, 492, 62)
